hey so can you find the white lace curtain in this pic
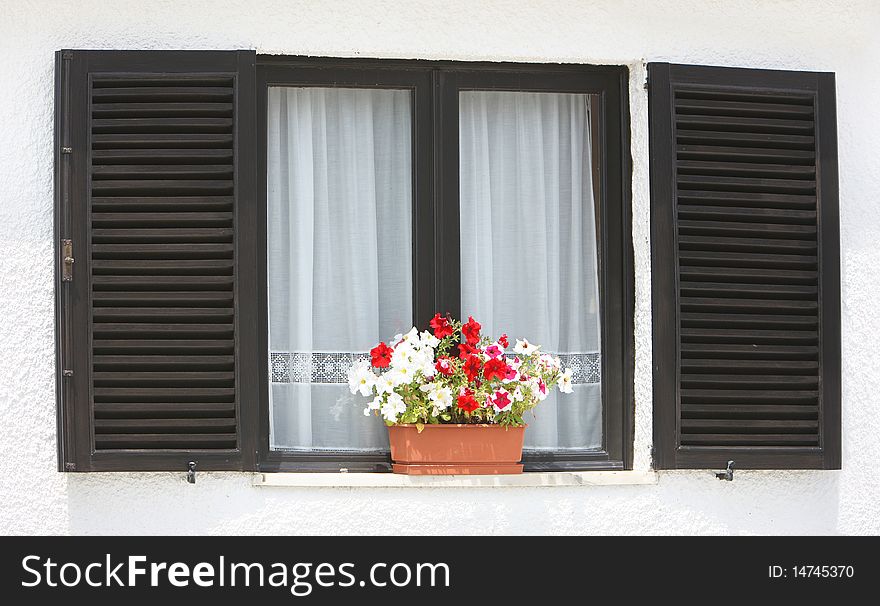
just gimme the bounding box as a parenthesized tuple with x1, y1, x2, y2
(267, 86, 602, 452)
(267, 87, 413, 450)
(459, 91, 602, 450)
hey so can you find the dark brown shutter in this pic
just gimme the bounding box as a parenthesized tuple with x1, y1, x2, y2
(55, 51, 257, 471)
(648, 63, 840, 470)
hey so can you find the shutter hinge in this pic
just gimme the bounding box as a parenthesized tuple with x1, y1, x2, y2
(62, 369, 73, 377)
(61, 146, 72, 154)
(187, 461, 197, 484)
(64, 462, 76, 471)
(61, 239, 74, 282)
(715, 460, 735, 481)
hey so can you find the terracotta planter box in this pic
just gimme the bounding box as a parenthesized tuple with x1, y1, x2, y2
(388, 424, 525, 475)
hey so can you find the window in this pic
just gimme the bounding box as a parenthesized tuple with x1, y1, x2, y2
(254, 58, 633, 472)
(55, 52, 633, 472)
(55, 52, 841, 474)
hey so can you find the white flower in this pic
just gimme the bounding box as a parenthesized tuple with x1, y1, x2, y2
(413, 349, 436, 377)
(514, 339, 540, 356)
(429, 385, 453, 411)
(347, 361, 377, 397)
(375, 374, 396, 395)
(398, 327, 420, 347)
(511, 386, 525, 401)
(381, 392, 407, 423)
(391, 341, 416, 366)
(419, 330, 440, 349)
(559, 368, 574, 394)
(363, 395, 383, 416)
(387, 364, 417, 387)
(529, 377, 549, 401)
(539, 354, 557, 370)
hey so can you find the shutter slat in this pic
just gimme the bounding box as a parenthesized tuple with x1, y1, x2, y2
(681, 360, 819, 373)
(92, 165, 234, 178)
(94, 434, 238, 449)
(92, 133, 233, 148)
(680, 297, 817, 313)
(680, 389, 818, 404)
(677, 205, 816, 224)
(676, 190, 817, 209)
(676, 145, 815, 165)
(93, 355, 235, 368)
(678, 235, 816, 254)
(681, 434, 819, 446)
(92, 149, 234, 164)
(674, 98, 814, 118)
(680, 374, 819, 388)
(681, 313, 817, 329)
(91, 86, 233, 101)
(92, 276, 234, 289)
(92, 243, 234, 258)
(677, 250, 817, 269)
(680, 343, 818, 360)
(92, 228, 233, 242)
(92, 307, 234, 320)
(681, 404, 818, 418)
(93, 387, 236, 400)
(679, 266, 817, 284)
(94, 196, 233, 212)
(94, 418, 238, 432)
(675, 114, 815, 134)
(92, 260, 234, 275)
(93, 371, 235, 385)
(92, 339, 235, 353)
(679, 282, 817, 299)
(92, 291, 234, 305)
(92, 213, 233, 227)
(680, 328, 818, 344)
(681, 419, 819, 432)
(676, 129, 815, 149)
(91, 179, 234, 195)
(92, 102, 234, 117)
(94, 402, 236, 417)
(677, 174, 815, 194)
(676, 160, 816, 178)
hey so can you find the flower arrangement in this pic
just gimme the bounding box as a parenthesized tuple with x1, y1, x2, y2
(347, 313, 574, 428)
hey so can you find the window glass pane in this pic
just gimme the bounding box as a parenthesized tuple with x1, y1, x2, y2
(459, 90, 602, 450)
(267, 87, 413, 451)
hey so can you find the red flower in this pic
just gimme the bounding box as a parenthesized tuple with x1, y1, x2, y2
(458, 342, 477, 360)
(498, 334, 509, 348)
(461, 316, 482, 345)
(483, 357, 510, 382)
(489, 389, 512, 412)
(463, 354, 483, 382)
(370, 342, 394, 368)
(457, 389, 480, 412)
(435, 356, 455, 376)
(429, 313, 454, 339)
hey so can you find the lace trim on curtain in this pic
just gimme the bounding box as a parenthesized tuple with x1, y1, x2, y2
(270, 352, 601, 385)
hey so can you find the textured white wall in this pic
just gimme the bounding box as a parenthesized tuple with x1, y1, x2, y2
(1, 0, 878, 535)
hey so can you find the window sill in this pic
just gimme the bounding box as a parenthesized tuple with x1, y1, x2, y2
(252, 470, 657, 488)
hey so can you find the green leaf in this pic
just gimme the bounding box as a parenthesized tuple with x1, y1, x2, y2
(416, 422, 425, 434)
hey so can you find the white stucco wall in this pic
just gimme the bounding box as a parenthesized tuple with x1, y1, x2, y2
(1, 0, 877, 535)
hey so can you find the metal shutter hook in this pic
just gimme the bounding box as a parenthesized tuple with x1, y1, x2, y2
(715, 460, 735, 481)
